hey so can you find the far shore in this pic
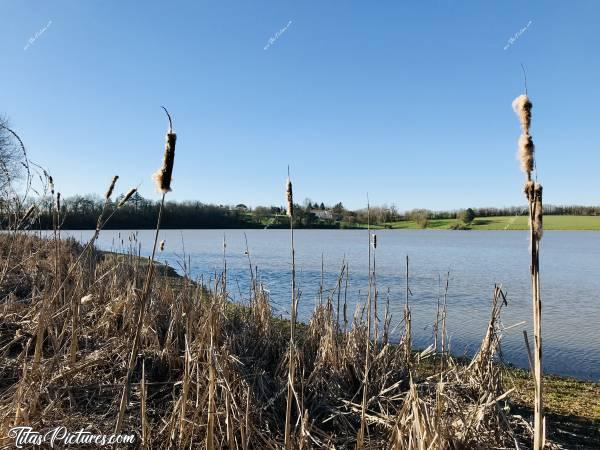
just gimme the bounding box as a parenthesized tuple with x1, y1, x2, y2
(29, 215, 600, 232)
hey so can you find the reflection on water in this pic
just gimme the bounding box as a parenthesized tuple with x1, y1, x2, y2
(58, 229, 600, 380)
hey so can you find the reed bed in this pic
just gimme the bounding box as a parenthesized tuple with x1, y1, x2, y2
(0, 232, 558, 449)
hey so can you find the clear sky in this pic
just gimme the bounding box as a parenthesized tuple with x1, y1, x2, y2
(1, 0, 599, 210)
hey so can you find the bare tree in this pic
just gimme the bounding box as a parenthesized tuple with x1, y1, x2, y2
(0, 115, 24, 194)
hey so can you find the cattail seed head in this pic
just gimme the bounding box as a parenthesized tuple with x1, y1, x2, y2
(56, 192, 61, 212)
(286, 178, 293, 217)
(159, 240, 165, 252)
(524, 180, 535, 201)
(22, 204, 36, 222)
(154, 132, 176, 193)
(518, 134, 535, 174)
(533, 183, 543, 241)
(48, 176, 54, 195)
(372, 234, 377, 249)
(118, 188, 137, 207)
(105, 175, 119, 200)
(512, 94, 532, 134)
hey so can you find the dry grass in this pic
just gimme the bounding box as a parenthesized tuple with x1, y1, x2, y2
(0, 232, 565, 449)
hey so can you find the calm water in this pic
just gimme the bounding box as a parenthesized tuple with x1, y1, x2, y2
(59, 229, 600, 380)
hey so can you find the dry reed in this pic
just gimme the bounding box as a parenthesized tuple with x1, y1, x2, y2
(118, 188, 137, 207)
(153, 107, 176, 193)
(105, 175, 119, 199)
(284, 171, 299, 449)
(513, 90, 545, 450)
(116, 107, 176, 434)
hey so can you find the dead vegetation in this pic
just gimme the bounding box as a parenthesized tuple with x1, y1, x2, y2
(0, 232, 564, 449)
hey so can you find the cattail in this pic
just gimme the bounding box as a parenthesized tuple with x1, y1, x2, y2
(533, 184, 543, 241)
(153, 107, 176, 193)
(524, 180, 535, 201)
(513, 95, 535, 176)
(118, 188, 137, 207)
(372, 234, 377, 249)
(116, 108, 176, 435)
(514, 88, 544, 450)
(160, 240, 165, 252)
(56, 192, 61, 212)
(48, 175, 54, 195)
(22, 205, 36, 222)
(512, 94, 532, 133)
(105, 175, 119, 200)
(286, 177, 293, 217)
(518, 134, 535, 174)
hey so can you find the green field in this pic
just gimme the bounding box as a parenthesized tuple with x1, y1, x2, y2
(351, 215, 600, 231)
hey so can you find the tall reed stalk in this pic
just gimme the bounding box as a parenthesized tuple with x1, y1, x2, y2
(284, 171, 298, 449)
(115, 107, 176, 434)
(403, 255, 412, 367)
(513, 88, 544, 450)
(358, 196, 372, 449)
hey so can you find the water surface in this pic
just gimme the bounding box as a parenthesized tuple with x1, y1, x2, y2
(59, 229, 600, 380)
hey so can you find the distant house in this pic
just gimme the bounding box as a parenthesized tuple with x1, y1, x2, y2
(311, 209, 333, 220)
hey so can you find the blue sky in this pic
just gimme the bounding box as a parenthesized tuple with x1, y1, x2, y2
(1, 0, 599, 210)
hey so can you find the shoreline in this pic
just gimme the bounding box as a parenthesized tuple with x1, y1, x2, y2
(28, 226, 600, 232)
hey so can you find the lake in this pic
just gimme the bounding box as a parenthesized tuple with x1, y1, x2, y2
(57, 229, 600, 380)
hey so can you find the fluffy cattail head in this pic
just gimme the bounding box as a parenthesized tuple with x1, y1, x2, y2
(286, 177, 293, 217)
(22, 204, 36, 222)
(518, 134, 535, 174)
(512, 94, 532, 134)
(154, 133, 176, 193)
(159, 240, 165, 252)
(533, 183, 543, 241)
(105, 175, 119, 200)
(524, 180, 535, 202)
(513, 94, 535, 177)
(118, 188, 137, 207)
(153, 107, 176, 194)
(48, 176, 54, 195)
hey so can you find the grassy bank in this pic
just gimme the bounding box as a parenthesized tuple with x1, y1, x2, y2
(350, 215, 600, 230)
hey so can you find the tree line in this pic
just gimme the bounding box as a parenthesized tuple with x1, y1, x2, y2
(6, 192, 598, 230)
(21, 193, 343, 230)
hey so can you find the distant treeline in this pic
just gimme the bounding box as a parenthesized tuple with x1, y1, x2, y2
(5, 192, 599, 230)
(412, 205, 600, 220)
(23, 193, 341, 229)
